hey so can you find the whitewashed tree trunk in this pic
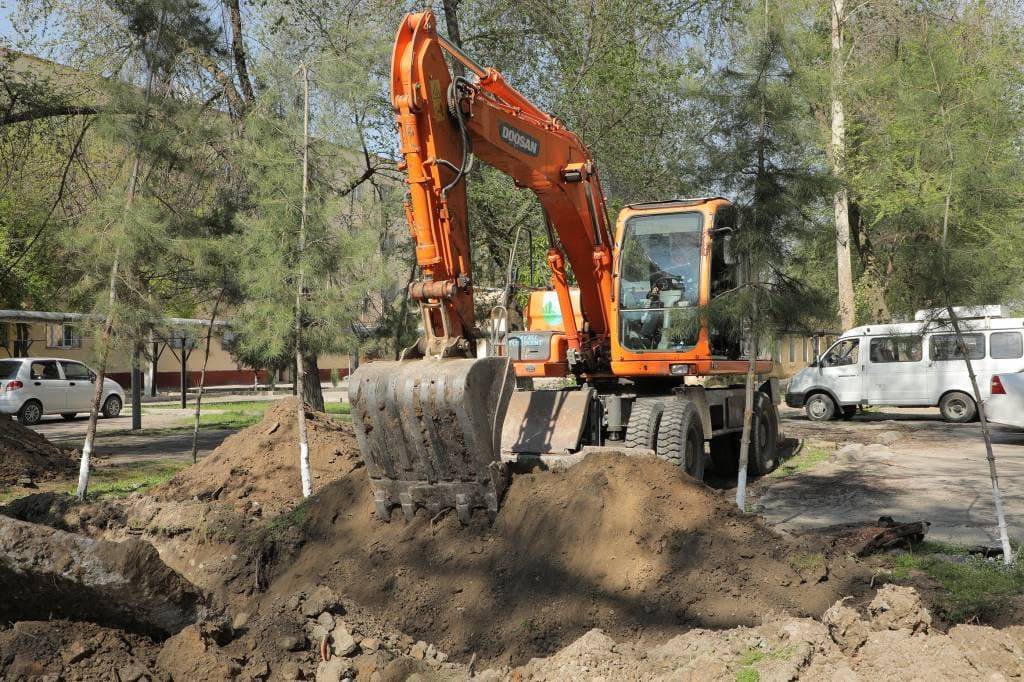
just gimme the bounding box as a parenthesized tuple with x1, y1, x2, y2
(295, 63, 312, 498)
(736, 331, 758, 511)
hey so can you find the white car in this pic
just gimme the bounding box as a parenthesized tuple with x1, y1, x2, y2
(986, 372, 1024, 429)
(0, 357, 125, 425)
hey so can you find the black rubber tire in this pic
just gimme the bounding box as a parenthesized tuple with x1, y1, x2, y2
(624, 400, 664, 449)
(839, 405, 857, 420)
(18, 400, 43, 426)
(804, 393, 836, 422)
(710, 433, 741, 475)
(102, 395, 123, 419)
(656, 400, 705, 480)
(749, 394, 780, 475)
(61, 412, 77, 421)
(939, 391, 976, 423)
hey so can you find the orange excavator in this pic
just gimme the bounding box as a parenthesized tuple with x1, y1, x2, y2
(349, 11, 781, 523)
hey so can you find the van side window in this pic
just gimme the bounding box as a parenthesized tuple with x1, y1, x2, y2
(930, 333, 985, 361)
(990, 332, 1023, 360)
(870, 336, 922, 363)
(821, 339, 858, 367)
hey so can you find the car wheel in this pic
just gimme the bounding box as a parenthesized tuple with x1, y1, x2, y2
(804, 393, 836, 421)
(656, 400, 705, 481)
(102, 395, 123, 419)
(18, 400, 43, 426)
(939, 391, 976, 423)
(61, 412, 77, 421)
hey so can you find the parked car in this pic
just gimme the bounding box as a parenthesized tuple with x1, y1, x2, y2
(986, 372, 1024, 429)
(0, 357, 125, 425)
(786, 308, 1024, 423)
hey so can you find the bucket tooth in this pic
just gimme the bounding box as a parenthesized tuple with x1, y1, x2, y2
(349, 356, 514, 523)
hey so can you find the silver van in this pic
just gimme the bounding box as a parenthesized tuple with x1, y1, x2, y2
(786, 309, 1024, 423)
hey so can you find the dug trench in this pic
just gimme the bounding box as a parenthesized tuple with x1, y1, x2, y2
(3, 397, 997, 679)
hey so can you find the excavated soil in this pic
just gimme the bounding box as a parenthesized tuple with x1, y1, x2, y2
(267, 449, 872, 665)
(0, 414, 76, 484)
(155, 397, 359, 516)
(0, 620, 162, 681)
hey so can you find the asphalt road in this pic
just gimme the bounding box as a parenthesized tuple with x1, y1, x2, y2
(762, 406, 1024, 547)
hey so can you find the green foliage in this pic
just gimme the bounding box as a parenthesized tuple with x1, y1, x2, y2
(770, 446, 830, 478)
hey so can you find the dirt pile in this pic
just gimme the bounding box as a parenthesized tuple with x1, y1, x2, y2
(503, 585, 1024, 680)
(267, 450, 872, 665)
(156, 397, 360, 515)
(0, 413, 76, 484)
(0, 620, 162, 681)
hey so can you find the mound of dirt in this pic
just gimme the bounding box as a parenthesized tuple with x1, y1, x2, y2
(266, 450, 872, 665)
(0, 620, 162, 682)
(156, 397, 360, 515)
(0, 414, 76, 484)
(506, 585, 1024, 680)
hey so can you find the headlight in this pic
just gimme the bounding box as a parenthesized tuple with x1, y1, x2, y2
(669, 364, 690, 376)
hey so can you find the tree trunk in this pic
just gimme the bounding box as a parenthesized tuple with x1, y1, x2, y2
(190, 293, 223, 463)
(295, 63, 312, 499)
(226, 0, 256, 104)
(830, 0, 855, 330)
(441, 0, 466, 77)
(945, 306, 1013, 563)
(76, 253, 119, 500)
(302, 353, 325, 412)
(735, 330, 758, 512)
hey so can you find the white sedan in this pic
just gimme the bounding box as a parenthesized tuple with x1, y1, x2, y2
(986, 372, 1024, 429)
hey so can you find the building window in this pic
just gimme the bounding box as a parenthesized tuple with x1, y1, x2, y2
(788, 338, 795, 363)
(47, 324, 82, 349)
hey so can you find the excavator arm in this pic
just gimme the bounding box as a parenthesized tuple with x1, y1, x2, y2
(350, 10, 618, 524)
(390, 10, 614, 370)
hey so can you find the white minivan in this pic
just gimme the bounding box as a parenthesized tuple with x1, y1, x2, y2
(786, 309, 1024, 423)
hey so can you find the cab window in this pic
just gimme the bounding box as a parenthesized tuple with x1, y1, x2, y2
(821, 339, 859, 367)
(930, 333, 985, 361)
(869, 336, 922, 363)
(618, 212, 702, 352)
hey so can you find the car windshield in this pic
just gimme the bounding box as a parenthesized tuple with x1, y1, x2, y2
(0, 360, 20, 379)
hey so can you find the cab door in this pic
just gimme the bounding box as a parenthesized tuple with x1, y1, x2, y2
(817, 338, 863, 404)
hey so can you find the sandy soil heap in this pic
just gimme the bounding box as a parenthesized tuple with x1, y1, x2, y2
(156, 397, 360, 515)
(0, 414, 76, 484)
(269, 448, 871, 665)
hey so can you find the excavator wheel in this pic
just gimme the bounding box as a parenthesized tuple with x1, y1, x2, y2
(749, 393, 780, 475)
(348, 356, 515, 524)
(656, 400, 705, 481)
(624, 400, 663, 450)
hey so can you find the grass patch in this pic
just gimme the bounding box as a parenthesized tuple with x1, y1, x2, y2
(734, 645, 795, 681)
(75, 458, 188, 500)
(788, 552, 826, 573)
(769, 445, 829, 478)
(165, 400, 350, 430)
(882, 541, 1024, 623)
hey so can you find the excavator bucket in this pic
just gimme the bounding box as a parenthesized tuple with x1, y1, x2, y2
(348, 357, 515, 524)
